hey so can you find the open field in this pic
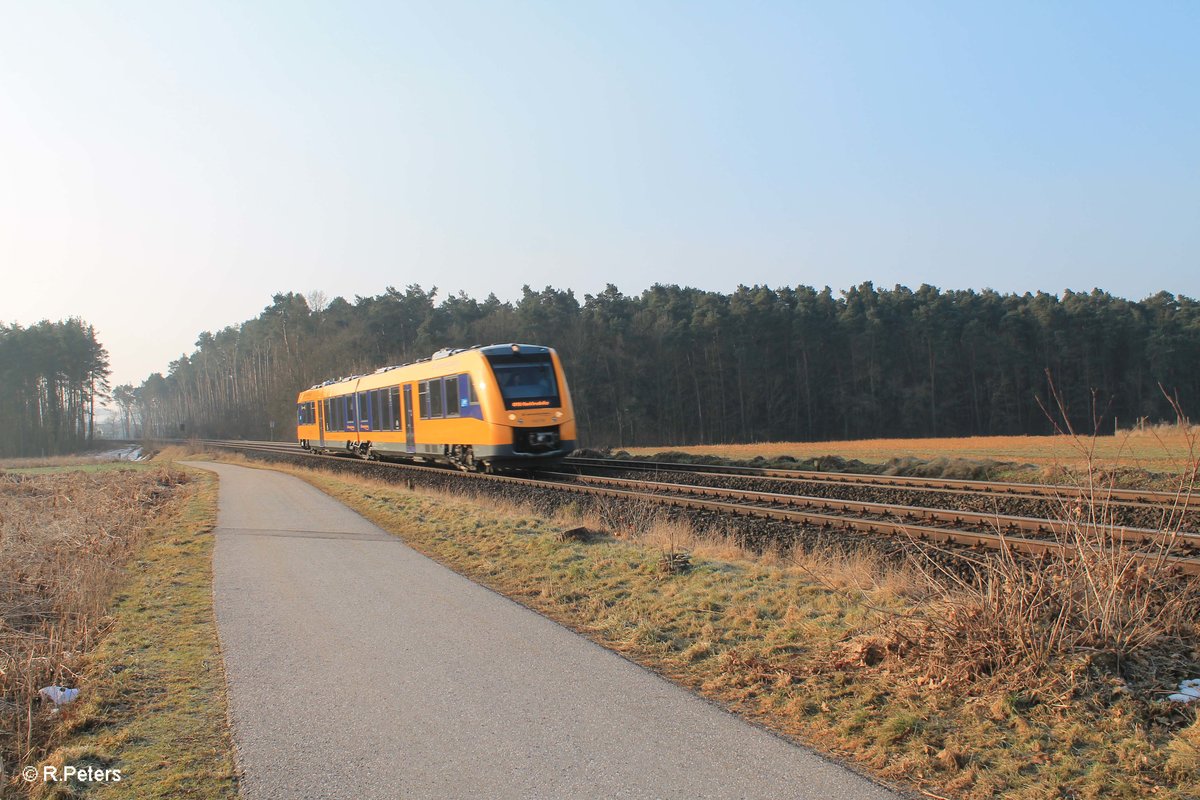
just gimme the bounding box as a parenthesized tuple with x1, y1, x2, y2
(628, 428, 1200, 478)
(0, 447, 145, 475)
(203, 451, 1200, 800)
(1, 464, 234, 799)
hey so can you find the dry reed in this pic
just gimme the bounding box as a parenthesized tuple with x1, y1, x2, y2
(0, 467, 187, 778)
(896, 392, 1200, 695)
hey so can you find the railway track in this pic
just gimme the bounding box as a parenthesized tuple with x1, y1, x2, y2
(562, 457, 1200, 534)
(541, 471, 1198, 552)
(192, 440, 1200, 576)
(562, 456, 1196, 509)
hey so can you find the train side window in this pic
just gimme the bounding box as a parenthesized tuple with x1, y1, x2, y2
(467, 374, 478, 405)
(372, 390, 383, 432)
(429, 379, 444, 418)
(444, 376, 460, 417)
(389, 386, 401, 429)
(323, 400, 330, 431)
(358, 393, 369, 429)
(418, 381, 430, 419)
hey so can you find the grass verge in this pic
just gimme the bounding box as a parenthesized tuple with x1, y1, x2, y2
(3, 467, 236, 799)
(209, 455, 1198, 800)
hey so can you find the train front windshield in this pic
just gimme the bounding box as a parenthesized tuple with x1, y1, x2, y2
(486, 354, 560, 410)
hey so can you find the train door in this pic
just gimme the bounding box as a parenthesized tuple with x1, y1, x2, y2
(317, 399, 325, 448)
(404, 384, 415, 452)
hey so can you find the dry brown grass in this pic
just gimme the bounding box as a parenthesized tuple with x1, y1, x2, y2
(147, 444, 206, 463)
(628, 425, 1200, 476)
(0, 455, 115, 470)
(919, 424, 1199, 693)
(908, 505, 1199, 696)
(0, 467, 189, 776)
(433, 483, 923, 599)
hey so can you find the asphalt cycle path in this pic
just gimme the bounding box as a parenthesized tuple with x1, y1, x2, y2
(188, 461, 901, 800)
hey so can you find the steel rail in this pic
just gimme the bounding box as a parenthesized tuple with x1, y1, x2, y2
(563, 456, 1197, 508)
(541, 471, 1199, 551)
(153, 440, 1191, 510)
(199, 440, 1200, 577)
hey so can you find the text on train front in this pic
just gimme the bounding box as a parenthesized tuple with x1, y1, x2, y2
(486, 353, 560, 410)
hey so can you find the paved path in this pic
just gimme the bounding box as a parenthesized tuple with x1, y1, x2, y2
(188, 461, 900, 800)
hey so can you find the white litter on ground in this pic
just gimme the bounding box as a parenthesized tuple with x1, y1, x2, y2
(94, 446, 144, 461)
(1166, 678, 1200, 703)
(39, 686, 79, 705)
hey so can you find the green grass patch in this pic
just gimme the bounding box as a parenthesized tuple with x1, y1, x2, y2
(25, 470, 236, 800)
(1, 463, 154, 476)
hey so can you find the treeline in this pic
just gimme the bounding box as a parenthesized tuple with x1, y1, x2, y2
(124, 283, 1200, 447)
(0, 319, 111, 457)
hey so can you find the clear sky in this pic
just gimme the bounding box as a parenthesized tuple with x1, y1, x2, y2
(1, 1, 1197, 387)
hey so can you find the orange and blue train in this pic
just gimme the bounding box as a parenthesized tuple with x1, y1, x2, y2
(295, 343, 577, 470)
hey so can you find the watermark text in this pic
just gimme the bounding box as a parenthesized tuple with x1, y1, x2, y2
(22, 764, 122, 783)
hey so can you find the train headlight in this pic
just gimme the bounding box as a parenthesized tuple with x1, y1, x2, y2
(508, 413, 516, 421)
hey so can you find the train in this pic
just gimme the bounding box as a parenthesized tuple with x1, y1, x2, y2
(295, 343, 577, 471)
